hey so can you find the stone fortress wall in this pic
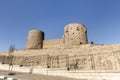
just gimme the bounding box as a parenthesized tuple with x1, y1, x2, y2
(1, 44, 120, 71)
(26, 30, 44, 49)
(64, 23, 88, 45)
(43, 38, 63, 49)
(26, 23, 88, 49)
(1, 23, 120, 72)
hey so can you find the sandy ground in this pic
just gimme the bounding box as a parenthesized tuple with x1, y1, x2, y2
(0, 70, 84, 80)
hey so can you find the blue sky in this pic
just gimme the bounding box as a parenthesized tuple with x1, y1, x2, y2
(0, 0, 120, 52)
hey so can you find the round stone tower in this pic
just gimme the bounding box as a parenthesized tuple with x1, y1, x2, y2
(63, 23, 88, 45)
(26, 30, 44, 49)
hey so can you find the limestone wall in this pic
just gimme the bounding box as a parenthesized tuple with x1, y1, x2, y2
(26, 30, 44, 49)
(1, 51, 120, 71)
(1, 44, 120, 71)
(43, 38, 64, 49)
(1, 44, 120, 56)
(1, 64, 120, 80)
(26, 23, 88, 49)
(63, 23, 88, 45)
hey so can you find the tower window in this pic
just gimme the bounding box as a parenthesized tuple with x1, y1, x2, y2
(65, 31, 68, 33)
(80, 42, 82, 44)
(76, 28, 79, 30)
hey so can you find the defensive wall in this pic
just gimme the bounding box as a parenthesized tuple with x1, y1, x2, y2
(26, 23, 88, 49)
(1, 44, 120, 71)
(1, 63, 120, 80)
(43, 38, 64, 49)
(1, 23, 120, 79)
(1, 44, 120, 80)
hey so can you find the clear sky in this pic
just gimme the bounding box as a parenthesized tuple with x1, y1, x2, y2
(0, 0, 120, 52)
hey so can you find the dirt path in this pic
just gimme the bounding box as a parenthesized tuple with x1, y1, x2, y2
(0, 70, 84, 80)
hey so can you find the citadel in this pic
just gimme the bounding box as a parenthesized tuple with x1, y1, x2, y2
(26, 23, 88, 49)
(0, 23, 120, 79)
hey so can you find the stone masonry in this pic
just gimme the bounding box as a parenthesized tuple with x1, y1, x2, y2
(26, 23, 88, 49)
(0, 23, 120, 72)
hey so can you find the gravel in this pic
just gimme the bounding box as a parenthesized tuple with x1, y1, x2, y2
(0, 70, 84, 80)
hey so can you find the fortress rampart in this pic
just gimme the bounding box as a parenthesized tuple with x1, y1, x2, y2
(26, 30, 44, 49)
(26, 23, 88, 49)
(0, 22, 120, 73)
(1, 44, 120, 70)
(43, 38, 63, 49)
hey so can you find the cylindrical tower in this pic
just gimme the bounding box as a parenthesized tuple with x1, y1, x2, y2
(26, 30, 44, 49)
(64, 23, 88, 45)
